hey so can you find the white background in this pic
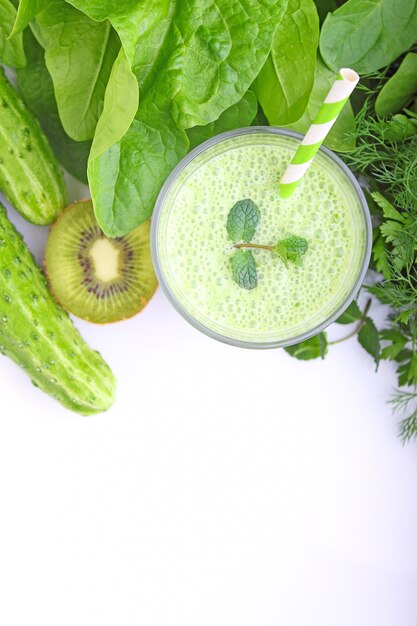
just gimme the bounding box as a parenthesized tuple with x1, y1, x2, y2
(0, 178, 417, 626)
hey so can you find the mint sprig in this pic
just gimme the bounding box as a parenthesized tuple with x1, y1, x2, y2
(227, 199, 308, 289)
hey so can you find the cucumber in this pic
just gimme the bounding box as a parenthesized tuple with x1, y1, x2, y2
(0, 68, 66, 225)
(0, 204, 116, 414)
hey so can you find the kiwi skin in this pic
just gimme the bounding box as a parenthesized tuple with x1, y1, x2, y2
(44, 199, 158, 324)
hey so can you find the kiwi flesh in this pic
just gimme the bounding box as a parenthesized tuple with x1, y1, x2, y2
(45, 199, 158, 323)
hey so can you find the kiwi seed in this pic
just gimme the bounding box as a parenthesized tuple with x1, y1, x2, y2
(45, 199, 157, 323)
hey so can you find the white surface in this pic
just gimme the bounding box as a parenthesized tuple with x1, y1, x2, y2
(0, 181, 417, 626)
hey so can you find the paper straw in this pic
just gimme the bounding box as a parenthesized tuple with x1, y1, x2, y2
(279, 68, 359, 198)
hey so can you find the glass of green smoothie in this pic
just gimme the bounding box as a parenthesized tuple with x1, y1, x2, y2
(151, 127, 372, 349)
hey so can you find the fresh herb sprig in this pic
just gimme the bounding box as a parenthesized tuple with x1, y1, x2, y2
(286, 64, 417, 442)
(226, 199, 308, 289)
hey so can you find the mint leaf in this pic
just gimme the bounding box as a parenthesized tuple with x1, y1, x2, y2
(227, 199, 260, 242)
(285, 332, 328, 360)
(358, 317, 380, 369)
(335, 300, 362, 324)
(275, 236, 308, 267)
(230, 250, 257, 290)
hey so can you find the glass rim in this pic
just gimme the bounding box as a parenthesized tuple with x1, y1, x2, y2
(151, 126, 373, 350)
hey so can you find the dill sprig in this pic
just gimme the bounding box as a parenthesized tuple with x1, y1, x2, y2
(390, 390, 417, 443)
(345, 108, 417, 209)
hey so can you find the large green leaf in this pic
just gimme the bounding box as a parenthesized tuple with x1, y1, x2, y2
(187, 91, 258, 150)
(17, 30, 91, 183)
(36, 0, 120, 141)
(88, 113, 188, 236)
(89, 47, 139, 159)
(0, 0, 26, 68)
(83, 0, 287, 236)
(10, 0, 51, 36)
(320, 0, 417, 74)
(252, 0, 319, 125)
(64, 0, 174, 85)
(375, 53, 417, 117)
(285, 55, 356, 152)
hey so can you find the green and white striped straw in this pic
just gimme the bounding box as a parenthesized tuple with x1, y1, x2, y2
(279, 68, 359, 198)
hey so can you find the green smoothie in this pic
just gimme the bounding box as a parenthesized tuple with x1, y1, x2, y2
(153, 130, 370, 346)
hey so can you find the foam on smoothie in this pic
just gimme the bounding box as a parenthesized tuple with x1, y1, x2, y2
(157, 133, 367, 343)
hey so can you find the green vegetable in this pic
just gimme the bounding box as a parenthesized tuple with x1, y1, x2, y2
(230, 249, 258, 290)
(77, 0, 287, 236)
(17, 30, 91, 183)
(329, 77, 417, 440)
(285, 56, 356, 152)
(358, 317, 380, 368)
(380, 329, 408, 360)
(0, 0, 26, 68)
(285, 332, 328, 360)
(36, 0, 120, 141)
(335, 300, 362, 324)
(345, 114, 417, 227)
(187, 91, 258, 150)
(320, 0, 417, 74)
(0, 203, 116, 415)
(0, 67, 66, 224)
(10, 0, 51, 36)
(64, 0, 172, 79)
(87, 46, 139, 205)
(253, 0, 319, 125)
(375, 53, 417, 117)
(226, 199, 261, 242)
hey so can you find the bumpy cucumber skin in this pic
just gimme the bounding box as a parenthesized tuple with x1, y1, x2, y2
(0, 204, 116, 415)
(0, 68, 66, 225)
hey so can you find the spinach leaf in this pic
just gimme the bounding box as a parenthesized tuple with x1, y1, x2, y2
(10, 0, 51, 36)
(64, 1, 174, 86)
(17, 30, 91, 183)
(0, 0, 26, 68)
(89, 48, 138, 160)
(285, 55, 355, 152)
(251, 104, 269, 126)
(187, 91, 258, 150)
(89, 114, 189, 237)
(86, 0, 287, 236)
(253, 0, 319, 125)
(320, 0, 417, 74)
(36, 0, 120, 141)
(313, 0, 337, 25)
(375, 53, 417, 117)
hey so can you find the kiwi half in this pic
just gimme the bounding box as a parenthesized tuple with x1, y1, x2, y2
(45, 199, 158, 323)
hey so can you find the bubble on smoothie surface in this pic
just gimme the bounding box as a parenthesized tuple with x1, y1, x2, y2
(158, 134, 366, 342)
